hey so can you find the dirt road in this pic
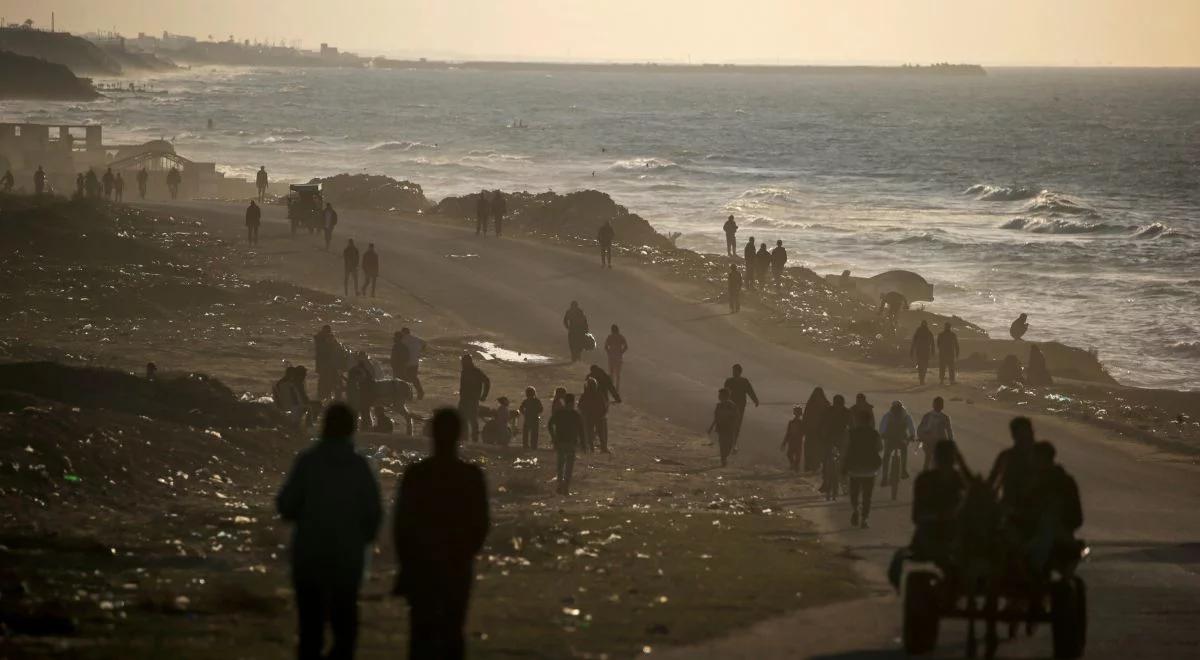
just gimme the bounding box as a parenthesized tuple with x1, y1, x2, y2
(151, 200, 1200, 658)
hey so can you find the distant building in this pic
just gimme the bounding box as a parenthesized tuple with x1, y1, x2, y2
(320, 43, 339, 58)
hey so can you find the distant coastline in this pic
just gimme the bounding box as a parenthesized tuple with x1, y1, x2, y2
(368, 60, 987, 76)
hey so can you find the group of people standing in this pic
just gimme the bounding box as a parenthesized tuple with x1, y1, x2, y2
(721, 216, 790, 313)
(474, 190, 508, 236)
(342, 239, 380, 297)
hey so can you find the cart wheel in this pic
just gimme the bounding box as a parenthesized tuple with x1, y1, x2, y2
(904, 570, 940, 654)
(1051, 577, 1086, 659)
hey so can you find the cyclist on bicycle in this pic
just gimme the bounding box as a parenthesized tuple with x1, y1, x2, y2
(880, 400, 916, 486)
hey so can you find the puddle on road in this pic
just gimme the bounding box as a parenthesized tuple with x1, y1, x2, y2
(469, 341, 555, 365)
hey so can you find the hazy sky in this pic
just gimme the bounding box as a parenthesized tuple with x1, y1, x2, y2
(5, 0, 1199, 66)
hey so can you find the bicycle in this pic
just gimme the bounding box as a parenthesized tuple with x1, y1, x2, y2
(881, 438, 911, 501)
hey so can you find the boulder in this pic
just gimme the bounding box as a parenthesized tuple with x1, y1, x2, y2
(310, 173, 432, 213)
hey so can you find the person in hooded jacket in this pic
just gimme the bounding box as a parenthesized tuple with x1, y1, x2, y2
(277, 404, 382, 660)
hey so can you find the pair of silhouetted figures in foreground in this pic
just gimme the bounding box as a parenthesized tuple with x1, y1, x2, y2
(277, 405, 489, 660)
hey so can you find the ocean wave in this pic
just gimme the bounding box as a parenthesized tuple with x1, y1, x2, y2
(368, 140, 438, 152)
(609, 158, 680, 173)
(1023, 191, 1098, 217)
(1001, 217, 1178, 238)
(1165, 341, 1200, 358)
(737, 187, 799, 205)
(250, 135, 317, 145)
(462, 150, 529, 162)
(966, 184, 1040, 202)
(1133, 222, 1177, 239)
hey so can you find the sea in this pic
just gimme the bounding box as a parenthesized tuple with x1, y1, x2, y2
(4, 66, 1198, 390)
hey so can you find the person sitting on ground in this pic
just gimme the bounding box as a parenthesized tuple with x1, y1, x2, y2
(997, 354, 1023, 385)
(878, 291, 909, 330)
(277, 404, 382, 660)
(780, 404, 805, 473)
(547, 394, 584, 495)
(844, 407, 883, 529)
(519, 387, 544, 450)
(916, 396, 954, 471)
(850, 392, 875, 429)
(1010, 313, 1030, 341)
(1026, 344, 1053, 386)
(392, 408, 490, 659)
(481, 397, 515, 446)
(723, 215, 738, 256)
(1026, 441, 1083, 575)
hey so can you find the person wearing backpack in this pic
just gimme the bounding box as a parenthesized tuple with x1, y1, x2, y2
(844, 407, 883, 528)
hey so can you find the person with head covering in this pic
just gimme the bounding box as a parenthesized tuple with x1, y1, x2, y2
(801, 387, 830, 472)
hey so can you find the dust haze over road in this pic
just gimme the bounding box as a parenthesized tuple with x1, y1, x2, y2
(150, 199, 1200, 658)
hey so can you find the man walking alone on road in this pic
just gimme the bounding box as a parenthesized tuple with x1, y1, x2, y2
(360, 243, 379, 297)
(245, 200, 261, 246)
(723, 363, 760, 451)
(256, 166, 269, 202)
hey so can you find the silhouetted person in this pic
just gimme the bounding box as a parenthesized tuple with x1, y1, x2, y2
(743, 236, 756, 290)
(755, 242, 771, 282)
(917, 396, 954, 471)
(579, 376, 610, 453)
(256, 166, 269, 202)
(458, 353, 490, 442)
(910, 320, 935, 384)
(709, 388, 741, 466)
(563, 301, 589, 362)
(937, 322, 960, 385)
(987, 416, 1036, 511)
(849, 392, 875, 429)
(136, 167, 148, 199)
(879, 291, 908, 330)
(314, 325, 344, 400)
(75, 172, 84, 198)
(343, 239, 360, 297)
(2, 169, 14, 192)
(727, 265, 742, 313)
(909, 439, 964, 563)
(33, 165, 46, 195)
(598, 220, 615, 268)
(1010, 313, 1029, 341)
(346, 352, 376, 428)
(770, 240, 787, 287)
(145, 362, 157, 380)
(392, 327, 426, 399)
(723, 215, 738, 256)
(1026, 344, 1053, 386)
(277, 404, 382, 660)
(114, 172, 125, 202)
(780, 404, 804, 472)
(547, 393, 584, 494)
(723, 363, 759, 449)
(102, 167, 115, 199)
(997, 354, 1023, 384)
(801, 387, 829, 472)
(323, 203, 338, 250)
(475, 190, 489, 236)
(844, 407, 882, 528)
(393, 408, 490, 660)
(603, 325, 628, 392)
(879, 400, 915, 485)
(245, 200, 262, 245)
(491, 190, 507, 236)
(166, 166, 181, 199)
(85, 168, 100, 199)
(361, 243, 379, 296)
(1026, 441, 1083, 574)
(819, 394, 851, 499)
(519, 387, 543, 449)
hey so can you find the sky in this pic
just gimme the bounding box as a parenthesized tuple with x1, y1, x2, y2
(4, 0, 1200, 66)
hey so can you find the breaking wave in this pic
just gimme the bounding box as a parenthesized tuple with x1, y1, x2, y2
(250, 134, 317, 145)
(1001, 217, 1177, 238)
(966, 184, 1040, 201)
(736, 187, 800, 205)
(367, 140, 438, 152)
(1022, 192, 1098, 217)
(1166, 341, 1200, 358)
(609, 158, 681, 173)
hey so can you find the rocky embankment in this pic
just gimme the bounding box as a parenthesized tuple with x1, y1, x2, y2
(0, 28, 173, 75)
(0, 50, 98, 100)
(311, 173, 432, 214)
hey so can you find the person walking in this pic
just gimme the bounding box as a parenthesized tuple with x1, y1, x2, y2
(801, 387, 830, 472)
(277, 403, 382, 660)
(342, 239, 360, 297)
(563, 301, 590, 362)
(547, 394, 584, 495)
(491, 190, 507, 237)
(743, 236, 756, 290)
(709, 388, 741, 467)
(917, 396, 955, 471)
(245, 200, 262, 246)
(519, 387, 544, 450)
(136, 167, 149, 199)
(102, 167, 115, 199)
(166, 166, 181, 199)
(910, 320, 935, 385)
(603, 325, 628, 392)
(819, 394, 851, 500)
(323, 203, 338, 250)
(475, 190, 490, 236)
(360, 243, 379, 297)
(937, 322, 960, 385)
(256, 166, 269, 202)
(598, 220, 615, 268)
(34, 165, 46, 195)
(457, 354, 491, 443)
(392, 327, 427, 400)
(844, 407, 883, 528)
(314, 325, 344, 400)
(85, 168, 100, 198)
(879, 400, 916, 486)
(723, 364, 760, 450)
(770, 240, 787, 288)
(75, 172, 84, 198)
(723, 215, 738, 257)
(114, 172, 125, 202)
(579, 377, 611, 453)
(780, 405, 805, 472)
(727, 265, 742, 313)
(392, 408, 490, 660)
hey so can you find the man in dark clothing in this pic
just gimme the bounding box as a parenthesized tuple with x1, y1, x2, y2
(722, 363, 759, 449)
(937, 322, 960, 385)
(755, 242, 771, 283)
(770, 240, 787, 288)
(245, 200, 262, 245)
(458, 354, 491, 442)
(1026, 441, 1083, 575)
(987, 416, 1036, 515)
(587, 364, 622, 404)
(910, 439, 965, 562)
(844, 408, 883, 528)
(709, 388, 740, 466)
(743, 236, 756, 290)
(475, 191, 490, 236)
(314, 325, 344, 400)
(85, 168, 100, 198)
(256, 166, 269, 202)
(723, 215, 738, 256)
(519, 387, 543, 450)
(102, 167, 115, 199)
(910, 320, 935, 385)
(136, 167, 149, 199)
(491, 190, 507, 237)
(166, 167, 181, 199)
(820, 395, 851, 500)
(598, 220, 615, 268)
(394, 327, 426, 400)
(323, 203, 339, 250)
(727, 265, 742, 313)
(547, 394, 584, 494)
(563, 301, 589, 362)
(393, 409, 490, 660)
(360, 243, 379, 297)
(277, 404, 382, 660)
(346, 353, 376, 428)
(114, 172, 125, 202)
(34, 165, 46, 195)
(343, 239, 360, 297)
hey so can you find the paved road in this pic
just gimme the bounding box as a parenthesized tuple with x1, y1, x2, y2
(155, 200, 1200, 658)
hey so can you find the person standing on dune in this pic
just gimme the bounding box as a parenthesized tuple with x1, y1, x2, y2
(343, 239, 360, 297)
(743, 236, 756, 290)
(256, 166, 269, 202)
(475, 191, 490, 236)
(755, 242, 771, 284)
(770, 240, 787, 288)
(598, 220, 615, 268)
(723, 215, 738, 256)
(910, 320, 935, 385)
(491, 190, 507, 237)
(727, 265, 742, 313)
(361, 243, 379, 297)
(937, 322, 960, 385)
(245, 200, 261, 246)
